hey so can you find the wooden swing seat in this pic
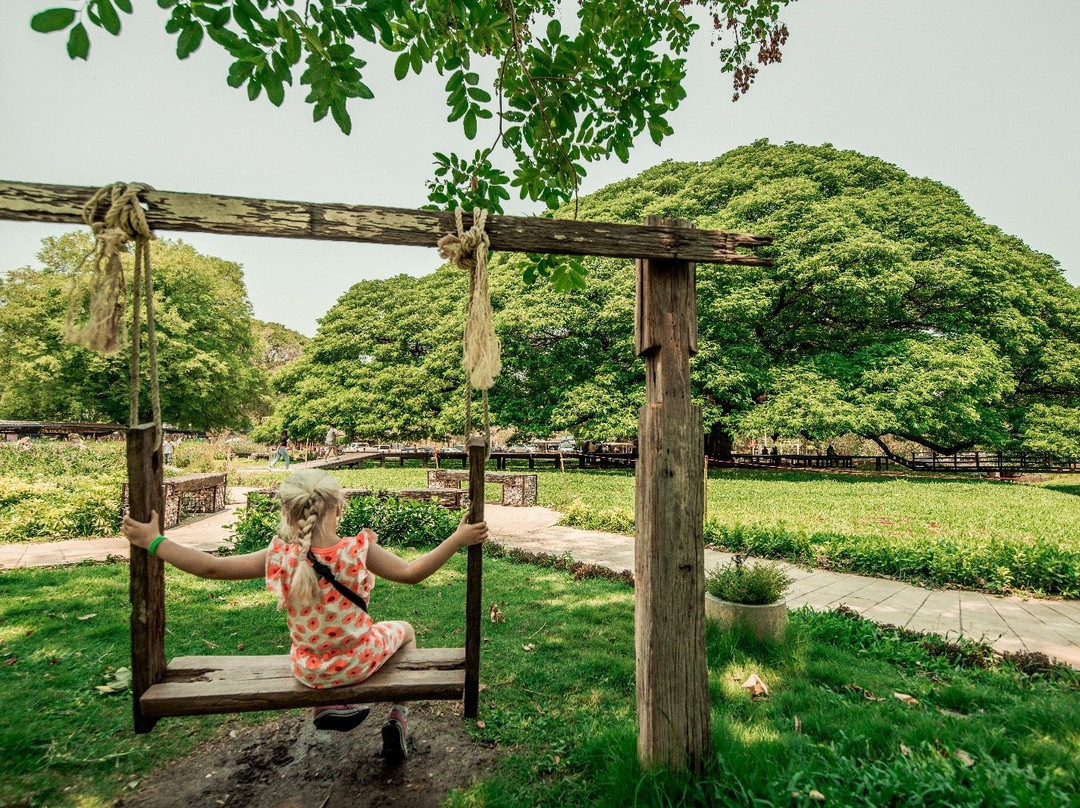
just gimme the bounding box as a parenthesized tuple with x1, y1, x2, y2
(140, 646, 465, 719)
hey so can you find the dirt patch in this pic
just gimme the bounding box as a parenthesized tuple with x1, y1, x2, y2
(121, 703, 498, 808)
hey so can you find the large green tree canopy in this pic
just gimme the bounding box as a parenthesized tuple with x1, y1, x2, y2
(0, 232, 271, 430)
(267, 142, 1080, 456)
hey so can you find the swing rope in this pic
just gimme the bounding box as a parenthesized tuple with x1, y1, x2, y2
(67, 183, 162, 447)
(437, 208, 501, 454)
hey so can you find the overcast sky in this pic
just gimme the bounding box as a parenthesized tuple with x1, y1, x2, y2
(2, 0, 1077, 336)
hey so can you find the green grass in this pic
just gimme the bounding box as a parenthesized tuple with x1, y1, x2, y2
(540, 467, 1080, 597)
(4, 556, 1078, 807)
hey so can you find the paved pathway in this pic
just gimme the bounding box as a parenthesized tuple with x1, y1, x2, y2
(3, 499, 1078, 669)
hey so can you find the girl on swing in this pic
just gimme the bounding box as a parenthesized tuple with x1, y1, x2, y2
(121, 468, 487, 761)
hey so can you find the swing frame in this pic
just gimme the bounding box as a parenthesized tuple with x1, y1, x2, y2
(0, 179, 770, 772)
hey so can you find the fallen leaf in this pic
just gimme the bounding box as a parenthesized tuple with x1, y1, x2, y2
(793, 716, 802, 734)
(522, 643, 535, 652)
(954, 749, 975, 768)
(24, 630, 34, 638)
(893, 692, 919, 706)
(741, 673, 769, 698)
(845, 683, 883, 701)
(938, 707, 967, 719)
(4, 657, 16, 666)
(236, 643, 245, 651)
(553, 755, 560, 765)
(202, 639, 219, 649)
(95, 685, 117, 694)
(476, 720, 486, 729)
(900, 743, 911, 757)
(809, 788, 825, 802)
(78, 613, 97, 621)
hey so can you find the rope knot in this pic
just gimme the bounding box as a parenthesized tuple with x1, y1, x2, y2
(66, 182, 156, 354)
(436, 208, 489, 271)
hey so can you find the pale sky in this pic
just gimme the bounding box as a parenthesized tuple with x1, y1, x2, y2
(2, 0, 1077, 336)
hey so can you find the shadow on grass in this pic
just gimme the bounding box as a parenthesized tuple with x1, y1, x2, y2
(1044, 483, 1080, 497)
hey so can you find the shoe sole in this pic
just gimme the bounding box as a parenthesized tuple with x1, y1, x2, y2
(313, 706, 370, 732)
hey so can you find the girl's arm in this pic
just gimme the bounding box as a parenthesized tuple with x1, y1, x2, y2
(366, 519, 487, 585)
(122, 510, 266, 580)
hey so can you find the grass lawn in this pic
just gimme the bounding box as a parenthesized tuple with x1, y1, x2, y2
(2, 554, 1078, 807)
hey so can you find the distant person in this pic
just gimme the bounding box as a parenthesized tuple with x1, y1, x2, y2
(324, 424, 344, 458)
(269, 429, 291, 470)
(826, 444, 836, 467)
(770, 446, 779, 465)
(162, 437, 176, 465)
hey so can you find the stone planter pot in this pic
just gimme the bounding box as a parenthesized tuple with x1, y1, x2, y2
(705, 593, 788, 642)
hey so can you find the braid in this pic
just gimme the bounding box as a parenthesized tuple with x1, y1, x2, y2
(288, 496, 322, 609)
(276, 469, 345, 611)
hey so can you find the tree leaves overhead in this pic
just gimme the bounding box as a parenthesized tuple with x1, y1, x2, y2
(0, 232, 270, 430)
(28, 0, 796, 242)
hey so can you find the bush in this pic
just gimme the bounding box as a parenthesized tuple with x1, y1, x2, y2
(706, 555, 793, 605)
(225, 492, 461, 555)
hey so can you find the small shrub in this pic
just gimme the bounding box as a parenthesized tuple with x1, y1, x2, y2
(224, 491, 461, 555)
(705, 555, 793, 605)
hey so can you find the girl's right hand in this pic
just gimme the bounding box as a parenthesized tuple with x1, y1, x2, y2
(452, 519, 488, 548)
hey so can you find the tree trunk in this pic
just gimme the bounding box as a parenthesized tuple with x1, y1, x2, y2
(705, 422, 734, 461)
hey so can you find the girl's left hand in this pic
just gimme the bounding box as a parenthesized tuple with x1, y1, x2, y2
(122, 510, 160, 549)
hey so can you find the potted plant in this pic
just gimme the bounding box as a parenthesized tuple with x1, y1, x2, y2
(705, 554, 793, 642)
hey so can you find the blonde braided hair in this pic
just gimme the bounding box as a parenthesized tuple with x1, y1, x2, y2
(277, 469, 345, 610)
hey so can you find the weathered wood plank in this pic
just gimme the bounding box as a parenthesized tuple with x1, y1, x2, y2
(127, 423, 165, 734)
(634, 218, 711, 772)
(141, 648, 466, 718)
(463, 435, 486, 718)
(0, 180, 772, 265)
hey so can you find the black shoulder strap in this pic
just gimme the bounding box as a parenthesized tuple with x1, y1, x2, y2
(306, 550, 368, 612)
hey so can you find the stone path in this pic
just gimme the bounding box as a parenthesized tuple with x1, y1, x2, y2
(2, 498, 1078, 669)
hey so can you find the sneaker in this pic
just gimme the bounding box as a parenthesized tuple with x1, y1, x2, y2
(313, 703, 370, 732)
(380, 705, 409, 761)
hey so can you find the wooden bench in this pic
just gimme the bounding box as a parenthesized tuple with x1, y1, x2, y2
(140, 647, 464, 718)
(427, 469, 537, 506)
(122, 473, 227, 530)
(246, 487, 468, 510)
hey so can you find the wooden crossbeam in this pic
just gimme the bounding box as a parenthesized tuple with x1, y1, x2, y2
(0, 180, 772, 265)
(140, 647, 466, 718)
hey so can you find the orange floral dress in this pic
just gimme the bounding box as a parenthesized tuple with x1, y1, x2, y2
(265, 528, 410, 689)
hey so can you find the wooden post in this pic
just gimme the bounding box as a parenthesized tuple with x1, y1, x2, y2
(633, 217, 711, 771)
(127, 424, 165, 734)
(463, 435, 486, 718)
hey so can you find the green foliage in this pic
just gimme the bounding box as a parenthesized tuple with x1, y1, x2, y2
(226, 491, 281, 555)
(227, 489, 461, 556)
(0, 442, 125, 542)
(27, 1, 795, 231)
(0, 233, 271, 430)
(705, 555, 792, 605)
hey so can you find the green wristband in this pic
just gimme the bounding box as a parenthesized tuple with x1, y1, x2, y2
(147, 535, 167, 556)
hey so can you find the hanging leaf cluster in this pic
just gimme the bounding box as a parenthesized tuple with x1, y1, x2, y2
(29, 0, 796, 233)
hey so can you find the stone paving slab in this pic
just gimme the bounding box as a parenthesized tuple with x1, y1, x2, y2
(3, 500, 1078, 669)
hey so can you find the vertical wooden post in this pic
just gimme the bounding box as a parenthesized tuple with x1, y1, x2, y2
(127, 424, 165, 734)
(634, 217, 711, 772)
(463, 435, 486, 718)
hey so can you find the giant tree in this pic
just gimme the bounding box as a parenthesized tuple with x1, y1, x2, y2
(490, 142, 1080, 455)
(0, 232, 270, 429)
